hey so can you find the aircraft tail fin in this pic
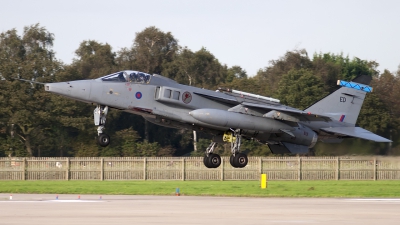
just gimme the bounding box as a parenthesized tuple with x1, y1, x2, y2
(304, 75, 372, 125)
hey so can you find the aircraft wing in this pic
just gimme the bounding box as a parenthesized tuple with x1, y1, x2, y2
(194, 93, 332, 121)
(241, 102, 332, 121)
(320, 127, 392, 142)
(242, 102, 303, 113)
(193, 92, 238, 104)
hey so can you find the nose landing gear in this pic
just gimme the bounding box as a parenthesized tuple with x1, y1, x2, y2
(94, 105, 110, 147)
(97, 133, 110, 147)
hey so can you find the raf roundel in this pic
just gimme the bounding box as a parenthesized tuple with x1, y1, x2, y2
(135, 92, 142, 99)
(182, 91, 192, 104)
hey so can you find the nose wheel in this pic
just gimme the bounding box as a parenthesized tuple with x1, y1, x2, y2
(97, 133, 110, 147)
(94, 105, 110, 147)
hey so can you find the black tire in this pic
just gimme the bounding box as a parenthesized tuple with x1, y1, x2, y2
(203, 155, 212, 168)
(234, 153, 248, 168)
(97, 133, 110, 147)
(230, 155, 236, 167)
(208, 154, 221, 168)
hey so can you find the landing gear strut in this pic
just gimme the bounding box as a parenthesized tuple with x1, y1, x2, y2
(202, 129, 248, 168)
(94, 105, 110, 147)
(229, 130, 248, 168)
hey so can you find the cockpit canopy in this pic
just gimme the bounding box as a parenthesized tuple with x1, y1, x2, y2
(100, 70, 152, 84)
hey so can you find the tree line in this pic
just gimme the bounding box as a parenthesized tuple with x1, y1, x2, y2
(0, 24, 399, 157)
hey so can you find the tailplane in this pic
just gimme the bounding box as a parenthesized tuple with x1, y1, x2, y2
(305, 75, 372, 125)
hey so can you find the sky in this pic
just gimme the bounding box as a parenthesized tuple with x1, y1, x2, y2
(1, 0, 399, 76)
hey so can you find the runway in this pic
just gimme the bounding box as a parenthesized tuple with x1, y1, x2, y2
(0, 194, 399, 225)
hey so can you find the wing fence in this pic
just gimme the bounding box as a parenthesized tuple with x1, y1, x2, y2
(1, 156, 400, 181)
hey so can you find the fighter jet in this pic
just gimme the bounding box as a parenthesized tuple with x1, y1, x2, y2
(41, 70, 390, 168)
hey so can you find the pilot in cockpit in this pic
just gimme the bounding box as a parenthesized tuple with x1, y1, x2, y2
(144, 75, 150, 83)
(138, 73, 146, 83)
(118, 72, 126, 82)
(131, 72, 139, 82)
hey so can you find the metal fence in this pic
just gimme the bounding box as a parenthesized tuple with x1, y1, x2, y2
(1, 156, 400, 181)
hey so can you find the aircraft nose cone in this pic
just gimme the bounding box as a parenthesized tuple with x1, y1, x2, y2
(45, 80, 91, 102)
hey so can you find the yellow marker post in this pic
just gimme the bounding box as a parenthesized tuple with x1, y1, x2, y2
(261, 174, 267, 189)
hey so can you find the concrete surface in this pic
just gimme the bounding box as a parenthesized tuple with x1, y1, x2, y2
(0, 194, 399, 225)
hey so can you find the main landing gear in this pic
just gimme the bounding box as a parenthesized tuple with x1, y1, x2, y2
(203, 143, 221, 168)
(94, 105, 110, 147)
(203, 130, 248, 168)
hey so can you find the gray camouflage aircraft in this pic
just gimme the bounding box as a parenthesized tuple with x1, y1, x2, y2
(38, 70, 390, 168)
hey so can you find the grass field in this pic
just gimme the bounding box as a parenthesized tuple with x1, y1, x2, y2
(1, 180, 400, 197)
